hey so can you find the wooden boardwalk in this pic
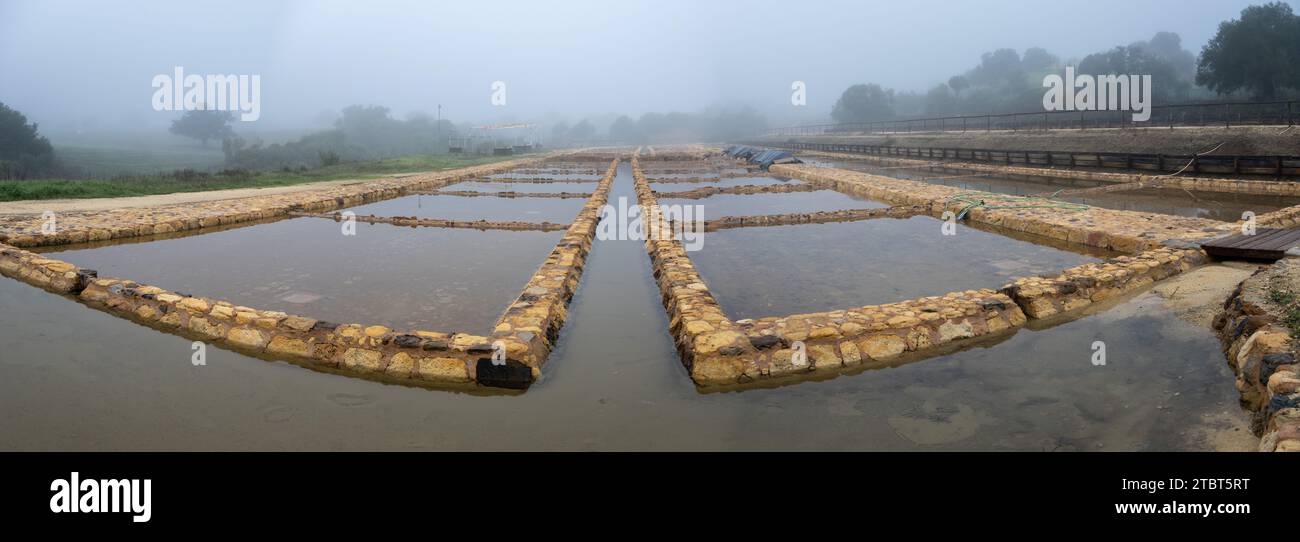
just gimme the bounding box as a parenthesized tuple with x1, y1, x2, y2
(1201, 228, 1300, 260)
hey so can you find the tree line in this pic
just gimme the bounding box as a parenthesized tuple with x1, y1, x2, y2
(831, 2, 1300, 123)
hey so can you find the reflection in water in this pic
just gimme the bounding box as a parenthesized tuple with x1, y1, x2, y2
(345, 194, 586, 223)
(1061, 187, 1299, 221)
(688, 216, 1103, 319)
(649, 176, 803, 191)
(659, 190, 887, 217)
(46, 217, 561, 332)
(441, 180, 598, 193)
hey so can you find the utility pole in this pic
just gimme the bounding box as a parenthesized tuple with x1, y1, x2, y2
(436, 104, 442, 154)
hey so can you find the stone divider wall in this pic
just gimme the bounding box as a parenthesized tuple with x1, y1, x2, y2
(633, 154, 1028, 387)
(288, 211, 570, 232)
(1215, 260, 1300, 452)
(0, 156, 554, 249)
(416, 190, 594, 199)
(652, 182, 819, 199)
(790, 149, 1300, 230)
(770, 163, 1231, 254)
(999, 248, 1207, 319)
(471, 177, 603, 183)
(488, 159, 621, 387)
(704, 205, 928, 231)
(793, 149, 1300, 196)
(0, 157, 622, 391)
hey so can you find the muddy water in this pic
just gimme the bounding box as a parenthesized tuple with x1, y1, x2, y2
(687, 217, 1106, 319)
(0, 163, 1250, 451)
(805, 158, 1300, 219)
(44, 217, 561, 332)
(344, 194, 586, 223)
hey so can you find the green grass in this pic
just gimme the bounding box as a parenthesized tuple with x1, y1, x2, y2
(54, 144, 226, 177)
(0, 154, 536, 202)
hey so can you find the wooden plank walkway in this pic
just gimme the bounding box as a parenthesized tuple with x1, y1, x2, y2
(1200, 228, 1300, 260)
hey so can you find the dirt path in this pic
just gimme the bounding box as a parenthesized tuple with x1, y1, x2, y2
(0, 177, 392, 215)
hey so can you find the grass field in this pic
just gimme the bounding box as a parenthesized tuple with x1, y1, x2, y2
(0, 154, 536, 202)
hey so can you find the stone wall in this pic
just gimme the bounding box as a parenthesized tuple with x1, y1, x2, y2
(0, 156, 549, 248)
(771, 163, 1231, 254)
(1214, 260, 1300, 452)
(999, 248, 1206, 318)
(489, 159, 621, 388)
(653, 182, 819, 199)
(705, 205, 928, 231)
(288, 211, 571, 232)
(795, 149, 1300, 196)
(633, 154, 1026, 387)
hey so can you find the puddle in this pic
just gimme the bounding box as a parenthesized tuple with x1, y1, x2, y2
(45, 217, 561, 332)
(686, 216, 1106, 319)
(344, 194, 587, 223)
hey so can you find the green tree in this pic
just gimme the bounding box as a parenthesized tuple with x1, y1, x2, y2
(550, 121, 570, 143)
(169, 109, 236, 146)
(947, 75, 970, 98)
(609, 115, 639, 142)
(831, 84, 895, 123)
(568, 119, 595, 141)
(924, 84, 958, 116)
(1197, 2, 1300, 100)
(0, 102, 56, 179)
(1080, 44, 1191, 102)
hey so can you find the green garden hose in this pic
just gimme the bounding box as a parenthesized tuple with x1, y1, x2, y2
(946, 192, 1090, 221)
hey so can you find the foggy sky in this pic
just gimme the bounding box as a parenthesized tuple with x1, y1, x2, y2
(0, 0, 1278, 133)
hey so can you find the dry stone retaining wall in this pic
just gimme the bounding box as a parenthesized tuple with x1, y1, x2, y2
(771, 163, 1232, 254)
(1215, 260, 1300, 452)
(794, 149, 1300, 196)
(0, 156, 550, 249)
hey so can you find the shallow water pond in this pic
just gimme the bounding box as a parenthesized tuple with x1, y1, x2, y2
(649, 175, 803, 191)
(488, 171, 602, 181)
(1062, 187, 1300, 221)
(687, 216, 1107, 319)
(442, 180, 597, 193)
(345, 194, 586, 223)
(45, 217, 561, 332)
(659, 190, 887, 217)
